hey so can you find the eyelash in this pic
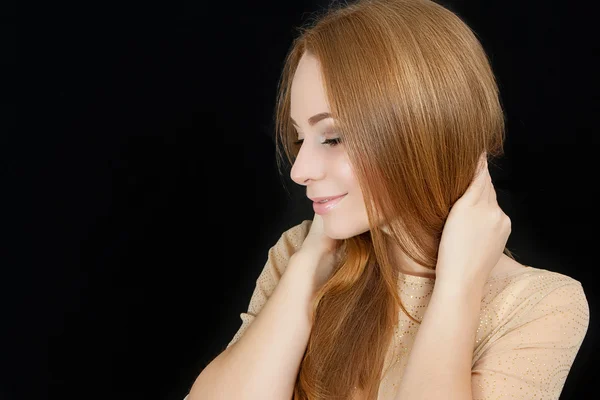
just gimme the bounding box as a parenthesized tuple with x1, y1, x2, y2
(293, 138, 342, 147)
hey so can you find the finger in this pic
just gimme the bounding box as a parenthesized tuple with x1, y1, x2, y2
(477, 164, 491, 203)
(482, 158, 498, 205)
(467, 154, 488, 204)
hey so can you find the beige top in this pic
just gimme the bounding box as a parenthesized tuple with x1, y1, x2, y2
(185, 220, 590, 400)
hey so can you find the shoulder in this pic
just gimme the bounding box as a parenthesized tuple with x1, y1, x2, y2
(474, 266, 589, 359)
(515, 266, 588, 317)
(280, 219, 312, 245)
(472, 267, 590, 398)
(484, 265, 587, 310)
(487, 265, 584, 294)
(273, 219, 312, 256)
(265, 220, 312, 276)
(476, 266, 589, 344)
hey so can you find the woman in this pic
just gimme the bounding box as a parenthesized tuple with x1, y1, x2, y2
(185, 0, 589, 399)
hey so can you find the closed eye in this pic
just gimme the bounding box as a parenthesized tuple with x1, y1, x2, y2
(293, 138, 342, 147)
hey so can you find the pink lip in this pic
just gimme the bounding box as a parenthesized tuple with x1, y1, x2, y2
(309, 193, 347, 202)
(313, 194, 347, 215)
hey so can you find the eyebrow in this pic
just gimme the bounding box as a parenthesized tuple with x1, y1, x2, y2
(290, 112, 333, 127)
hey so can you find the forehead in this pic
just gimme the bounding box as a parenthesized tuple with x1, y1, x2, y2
(290, 53, 331, 124)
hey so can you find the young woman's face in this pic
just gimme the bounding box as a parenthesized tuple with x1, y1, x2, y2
(289, 52, 372, 239)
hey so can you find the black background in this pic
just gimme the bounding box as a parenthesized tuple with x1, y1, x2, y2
(4, 1, 598, 399)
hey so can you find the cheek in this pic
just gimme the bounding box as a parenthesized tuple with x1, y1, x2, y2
(339, 162, 358, 188)
(337, 162, 366, 209)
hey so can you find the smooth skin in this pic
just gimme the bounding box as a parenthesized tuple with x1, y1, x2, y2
(290, 52, 524, 283)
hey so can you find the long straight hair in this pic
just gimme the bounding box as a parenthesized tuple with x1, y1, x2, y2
(273, 1, 516, 398)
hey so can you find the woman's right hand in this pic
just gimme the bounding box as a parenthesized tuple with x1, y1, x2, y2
(300, 213, 339, 256)
(293, 213, 342, 292)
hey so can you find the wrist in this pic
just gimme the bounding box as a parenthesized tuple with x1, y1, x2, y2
(434, 273, 485, 300)
(294, 247, 337, 261)
(287, 250, 338, 295)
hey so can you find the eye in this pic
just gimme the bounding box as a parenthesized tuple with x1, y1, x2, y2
(293, 138, 342, 147)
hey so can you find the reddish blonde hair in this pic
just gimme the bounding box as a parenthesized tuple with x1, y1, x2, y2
(273, 1, 516, 398)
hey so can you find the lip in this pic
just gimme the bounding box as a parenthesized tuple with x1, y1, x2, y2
(308, 193, 348, 202)
(312, 193, 347, 215)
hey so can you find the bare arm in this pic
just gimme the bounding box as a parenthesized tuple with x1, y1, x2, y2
(187, 250, 331, 400)
(394, 280, 484, 400)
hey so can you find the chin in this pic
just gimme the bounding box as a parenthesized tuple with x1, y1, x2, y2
(323, 219, 370, 240)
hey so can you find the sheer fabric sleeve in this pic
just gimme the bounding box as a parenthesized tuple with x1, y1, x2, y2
(471, 281, 590, 399)
(225, 220, 311, 349)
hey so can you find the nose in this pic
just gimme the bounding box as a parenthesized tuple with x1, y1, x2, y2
(290, 142, 327, 186)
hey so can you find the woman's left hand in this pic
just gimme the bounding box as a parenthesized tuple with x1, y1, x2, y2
(434, 153, 512, 290)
